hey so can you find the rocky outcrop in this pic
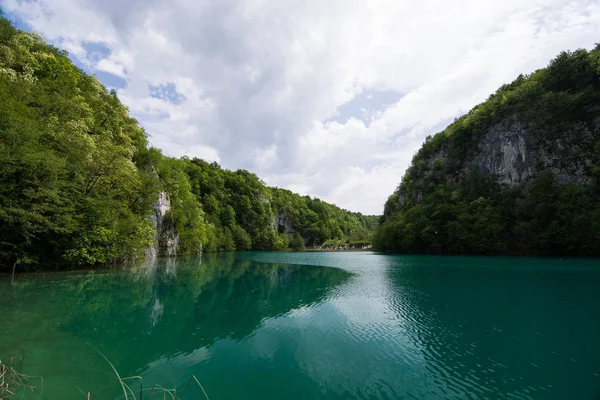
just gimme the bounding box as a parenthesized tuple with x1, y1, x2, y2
(473, 117, 534, 184)
(377, 47, 600, 255)
(401, 114, 594, 207)
(273, 212, 295, 234)
(473, 115, 591, 185)
(146, 191, 179, 258)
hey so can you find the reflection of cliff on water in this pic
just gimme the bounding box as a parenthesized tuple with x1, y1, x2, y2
(58, 253, 351, 375)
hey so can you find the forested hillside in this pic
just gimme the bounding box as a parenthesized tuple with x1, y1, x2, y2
(0, 16, 376, 271)
(374, 46, 600, 255)
(182, 158, 376, 252)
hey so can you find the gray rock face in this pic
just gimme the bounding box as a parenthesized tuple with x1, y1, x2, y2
(399, 114, 597, 206)
(474, 117, 534, 184)
(473, 115, 590, 185)
(146, 191, 179, 258)
(273, 213, 295, 234)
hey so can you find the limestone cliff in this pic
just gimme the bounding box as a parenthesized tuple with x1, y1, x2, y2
(376, 46, 600, 255)
(273, 213, 295, 234)
(410, 113, 594, 199)
(473, 115, 594, 186)
(147, 191, 180, 258)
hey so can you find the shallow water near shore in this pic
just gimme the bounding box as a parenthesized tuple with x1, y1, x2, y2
(1, 252, 600, 399)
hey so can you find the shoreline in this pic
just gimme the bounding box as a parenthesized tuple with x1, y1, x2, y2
(304, 248, 373, 252)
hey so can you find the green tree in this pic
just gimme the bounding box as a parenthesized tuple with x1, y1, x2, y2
(218, 227, 236, 252)
(375, 46, 600, 256)
(231, 225, 252, 251)
(289, 233, 305, 251)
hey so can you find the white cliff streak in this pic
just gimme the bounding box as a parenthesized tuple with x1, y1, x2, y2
(146, 191, 180, 258)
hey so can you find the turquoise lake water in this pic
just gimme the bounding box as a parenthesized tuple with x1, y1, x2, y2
(1, 252, 599, 399)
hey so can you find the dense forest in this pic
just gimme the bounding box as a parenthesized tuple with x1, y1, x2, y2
(374, 46, 600, 255)
(0, 16, 376, 272)
(181, 158, 377, 253)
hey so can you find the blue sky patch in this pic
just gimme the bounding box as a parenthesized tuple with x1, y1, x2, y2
(149, 82, 186, 105)
(95, 70, 127, 89)
(327, 89, 404, 126)
(82, 42, 111, 61)
(3, 10, 30, 31)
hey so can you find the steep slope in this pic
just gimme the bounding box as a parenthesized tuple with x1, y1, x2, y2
(374, 46, 600, 255)
(0, 17, 207, 270)
(181, 158, 377, 252)
(0, 16, 376, 271)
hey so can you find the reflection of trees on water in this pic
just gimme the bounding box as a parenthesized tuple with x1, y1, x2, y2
(58, 253, 351, 376)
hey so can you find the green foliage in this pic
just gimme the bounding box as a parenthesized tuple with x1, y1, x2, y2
(0, 19, 158, 270)
(217, 227, 236, 252)
(321, 238, 370, 249)
(270, 187, 376, 247)
(375, 46, 600, 256)
(231, 225, 252, 251)
(181, 158, 378, 252)
(155, 156, 206, 255)
(289, 233, 305, 251)
(0, 16, 377, 270)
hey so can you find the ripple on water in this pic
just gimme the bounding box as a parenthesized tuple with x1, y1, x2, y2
(2, 252, 600, 400)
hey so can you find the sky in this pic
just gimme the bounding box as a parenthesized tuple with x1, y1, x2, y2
(2, 0, 600, 214)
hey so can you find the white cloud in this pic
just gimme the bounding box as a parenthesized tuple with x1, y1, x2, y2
(4, 0, 600, 214)
(254, 144, 278, 172)
(182, 145, 221, 164)
(95, 57, 126, 78)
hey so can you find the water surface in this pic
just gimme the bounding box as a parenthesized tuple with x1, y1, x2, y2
(1, 252, 599, 399)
